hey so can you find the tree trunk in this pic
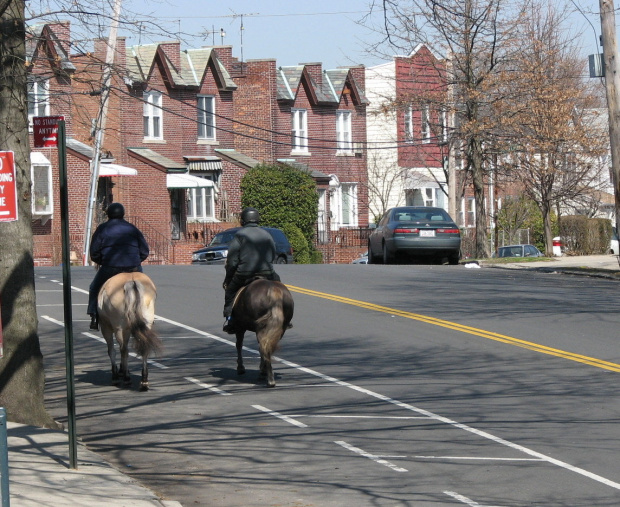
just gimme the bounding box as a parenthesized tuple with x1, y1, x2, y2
(470, 138, 489, 258)
(0, 0, 58, 428)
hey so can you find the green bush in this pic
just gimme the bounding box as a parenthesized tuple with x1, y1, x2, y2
(240, 163, 319, 263)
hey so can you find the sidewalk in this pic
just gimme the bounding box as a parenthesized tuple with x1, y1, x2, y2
(6, 422, 182, 507)
(477, 254, 620, 279)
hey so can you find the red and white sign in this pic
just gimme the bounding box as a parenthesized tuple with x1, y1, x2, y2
(0, 151, 18, 222)
(33, 116, 64, 148)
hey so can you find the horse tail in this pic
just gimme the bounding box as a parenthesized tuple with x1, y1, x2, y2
(125, 280, 162, 359)
(256, 284, 286, 357)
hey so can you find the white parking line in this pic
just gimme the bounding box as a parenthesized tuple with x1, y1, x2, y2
(39, 302, 620, 491)
(417, 455, 543, 462)
(252, 405, 308, 428)
(185, 376, 231, 396)
(335, 440, 408, 473)
(444, 490, 504, 507)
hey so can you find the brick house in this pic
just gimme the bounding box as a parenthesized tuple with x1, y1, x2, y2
(365, 44, 449, 223)
(27, 22, 369, 265)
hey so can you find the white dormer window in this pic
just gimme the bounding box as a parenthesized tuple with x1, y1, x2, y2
(27, 78, 50, 131)
(143, 90, 163, 140)
(197, 95, 215, 140)
(291, 109, 308, 153)
(336, 111, 353, 154)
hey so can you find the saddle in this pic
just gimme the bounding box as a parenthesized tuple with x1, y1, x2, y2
(231, 275, 268, 308)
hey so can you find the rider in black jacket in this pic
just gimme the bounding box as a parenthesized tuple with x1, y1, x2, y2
(87, 203, 149, 330)
(222, 207, 280, 333)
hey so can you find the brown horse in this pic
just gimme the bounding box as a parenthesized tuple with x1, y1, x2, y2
(232, 279, 294, 387)
(97, 272, 162, 391)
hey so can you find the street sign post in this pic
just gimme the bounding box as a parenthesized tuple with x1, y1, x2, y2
(0, 151, 17, 223)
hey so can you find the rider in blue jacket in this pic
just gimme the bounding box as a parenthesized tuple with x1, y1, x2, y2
(87, 203, 149, 330)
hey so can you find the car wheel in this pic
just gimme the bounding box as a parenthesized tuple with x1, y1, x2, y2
(368, 241, 379, 264)
(382, 243, 393, 264)
(448, 254, 460, 265)
(276, 256, 287, 264)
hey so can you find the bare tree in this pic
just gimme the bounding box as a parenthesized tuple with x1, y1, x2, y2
(496, 0, 608, 255)
(371, 0, 524, 258)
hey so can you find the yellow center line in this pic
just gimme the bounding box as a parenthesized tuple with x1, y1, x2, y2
(287, 284, 620, 373)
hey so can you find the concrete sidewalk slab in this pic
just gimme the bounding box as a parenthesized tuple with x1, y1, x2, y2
(7, 422, 181, 507)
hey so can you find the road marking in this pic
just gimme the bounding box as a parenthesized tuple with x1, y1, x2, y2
(416, 455, 544, 462)
(335, 440, 408, 473)
(185, 376, 231, 396)
(286, 285, 620, 373)
(39, 291, 620, 490)
(444, 491, 498, 506)
(252, 404, 308, 428)
(289, 414, 427, 420)
(40, 316, 169, 369)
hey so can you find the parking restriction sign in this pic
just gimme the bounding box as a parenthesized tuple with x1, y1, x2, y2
(0, 151, 17, 222)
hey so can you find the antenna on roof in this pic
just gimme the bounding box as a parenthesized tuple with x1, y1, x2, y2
(226, 10, 259, 62)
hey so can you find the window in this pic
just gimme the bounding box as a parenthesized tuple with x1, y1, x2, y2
(27, 78, 49, 129)
(186, 176, 214, 221)
(467, 197, 475, 226)
(143, 91, 163, 139)
(31, 152, 52, 215)
(404, 105, 413, 143)
(421, 104, 431, 143)
(336, 111, 352, 153)
(291, 109, 308, 152)
(331, 183, 358, 229)
(440, 109, 448, 143)
(197, 95, 215, 140)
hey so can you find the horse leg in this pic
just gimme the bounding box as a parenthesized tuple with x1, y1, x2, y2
(236, 331, 246, 375)
(140, 358, 149, 391)
(257, 332, 275, 388)
(119, 329, 132, 387)
(104, 328, 119, 385)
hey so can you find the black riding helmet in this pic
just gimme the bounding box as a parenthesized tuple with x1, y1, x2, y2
(240, 207, 260, 225)
(106, 202, 125, 219)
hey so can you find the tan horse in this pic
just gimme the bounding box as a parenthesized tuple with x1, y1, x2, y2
(97, 272, 161, 391)
(232, 279, 294, 387)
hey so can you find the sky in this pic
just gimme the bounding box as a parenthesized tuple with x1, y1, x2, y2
(30, 0, 614, 72)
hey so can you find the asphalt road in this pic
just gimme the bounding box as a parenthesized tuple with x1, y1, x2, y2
(36, 263, 620, 506)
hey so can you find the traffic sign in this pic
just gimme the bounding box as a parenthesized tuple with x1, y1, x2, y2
(0, 151, 17, 222)
(32, 116, 64, 148)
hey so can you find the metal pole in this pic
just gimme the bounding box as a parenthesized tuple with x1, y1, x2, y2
(82, 0, 123, 265)
(58, 120, 78, 469)
(0, 407, 9, 507)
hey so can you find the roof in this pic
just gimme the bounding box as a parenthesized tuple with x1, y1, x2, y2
(276, 65, 368, 105)
(26, 24, 76, 72)
(127, 148, 186, 172)
(126, 43, 237, 91)
(214, 149, 261, 170)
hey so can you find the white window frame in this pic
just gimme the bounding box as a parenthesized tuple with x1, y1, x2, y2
(404, 105, 413, 143)
(143, 90, 163, 140)
(336, 110, 353, 154)
(440, 108, 448, 143)
(331, 182, 358, 229)
(27, 78, 50, 131)
(31, 152, 53, 215)
(186, 176, 214, 222)
(197, 95, 215, 140)
(291, 109, 308, 153)
(422, 104, 431, 143)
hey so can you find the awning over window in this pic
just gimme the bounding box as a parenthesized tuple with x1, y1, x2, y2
(166, 173, 213, 188)
(99, 164, 138, 176)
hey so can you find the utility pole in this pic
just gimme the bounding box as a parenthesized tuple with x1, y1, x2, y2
(83, 0, 123, 265)
(599, 0, 620, 239)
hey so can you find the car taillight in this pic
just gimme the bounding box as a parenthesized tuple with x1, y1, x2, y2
(436, 228, 460, 234)
(394, 228, 419, 233)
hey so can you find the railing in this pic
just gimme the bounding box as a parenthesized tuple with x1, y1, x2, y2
(126, 215, 174, 264)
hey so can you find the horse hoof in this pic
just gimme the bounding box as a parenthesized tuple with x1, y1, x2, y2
(237, 366, 246, 375)
(267, 381, 276, 388)
(139, 383, 149, 392)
